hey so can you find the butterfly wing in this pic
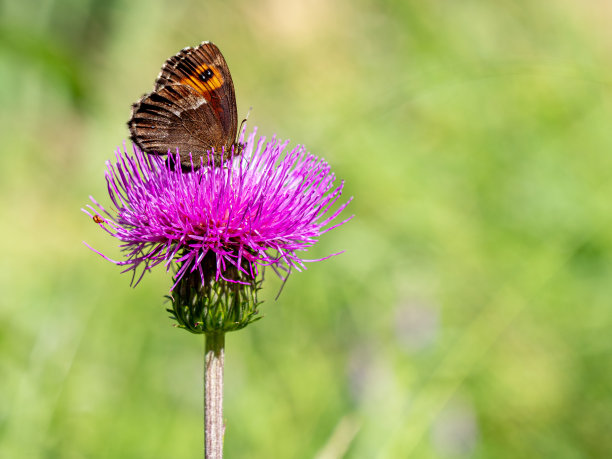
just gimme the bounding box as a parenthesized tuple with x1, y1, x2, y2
(128, 42, 238, 165)
(128, 84, 226, 165)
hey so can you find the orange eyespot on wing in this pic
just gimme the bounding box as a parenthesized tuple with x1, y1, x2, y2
(179, 64, 224, 99)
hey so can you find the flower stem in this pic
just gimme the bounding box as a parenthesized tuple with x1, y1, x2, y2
(204, 332, 225, 458)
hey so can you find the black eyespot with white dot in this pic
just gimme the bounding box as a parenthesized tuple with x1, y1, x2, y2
(199, 68, 214, 83)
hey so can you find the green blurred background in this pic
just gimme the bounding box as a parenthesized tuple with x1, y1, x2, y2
(2, 0, 612, 457)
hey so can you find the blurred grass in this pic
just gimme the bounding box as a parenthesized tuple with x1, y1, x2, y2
(2, 0, 612, 457)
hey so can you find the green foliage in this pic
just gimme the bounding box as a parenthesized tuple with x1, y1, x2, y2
(2, 0, 612, 458)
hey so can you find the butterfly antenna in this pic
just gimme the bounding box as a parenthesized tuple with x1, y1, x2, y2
(239, 107, 252, 136)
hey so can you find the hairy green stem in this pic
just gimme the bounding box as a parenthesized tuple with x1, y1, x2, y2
(204, 332, 225, 458)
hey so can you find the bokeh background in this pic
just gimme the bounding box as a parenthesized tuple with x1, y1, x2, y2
(2, 0, 612, 457)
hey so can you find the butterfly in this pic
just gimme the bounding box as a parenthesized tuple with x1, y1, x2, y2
(128, 42, 240, 167)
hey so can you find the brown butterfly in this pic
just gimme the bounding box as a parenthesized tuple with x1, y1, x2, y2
(128, 42, 239, 167)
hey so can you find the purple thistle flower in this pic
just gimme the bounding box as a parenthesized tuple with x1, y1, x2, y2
(84, 128, 351, 330)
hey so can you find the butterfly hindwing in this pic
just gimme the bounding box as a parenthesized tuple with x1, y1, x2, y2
(129, 84, 226, 164)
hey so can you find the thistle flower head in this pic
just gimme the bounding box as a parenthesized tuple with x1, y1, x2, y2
(84, 128, 352, 332)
